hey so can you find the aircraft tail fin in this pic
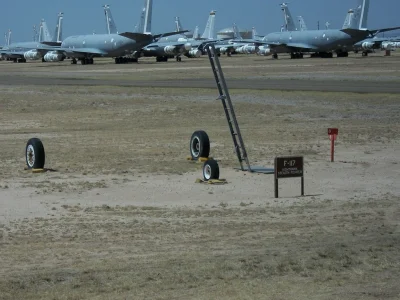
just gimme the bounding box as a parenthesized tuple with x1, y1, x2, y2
(33, 25, 38, 42)
(342, 9, 355, 29)
(232, 23, 242, 40)
(136, 0, 152, 34)
(143, 0, 153, 34)
(5, 29, 11, 45)
(280, 3, 297, 31)
(297, 16, 308, 31)
(193, 26, 199, 39)
(52, 12, 63, 42)
(175, 17, 183, 32)
(344, 0, 370, 30)
(103, 5, 118, 34)
(40, 19, 52, 42)
(251, 27, 257, 39)
(358, 0, 370, 30)
(201, 10, 216, 39)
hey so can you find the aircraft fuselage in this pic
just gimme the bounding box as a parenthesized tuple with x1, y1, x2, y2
(61, 34, 152, 58)
(263, 29, 370, 52)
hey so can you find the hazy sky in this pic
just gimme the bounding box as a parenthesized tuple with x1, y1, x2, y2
(2, 0, 399, 43)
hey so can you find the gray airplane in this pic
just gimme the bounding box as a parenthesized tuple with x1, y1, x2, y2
(347, 0, 399, 55)
(102, 0, 194, 62)
(140, 8, 218, 62)
(0, 14, 64, 63)
(242, 0, 400, 59)
(37, 3, 187, 65)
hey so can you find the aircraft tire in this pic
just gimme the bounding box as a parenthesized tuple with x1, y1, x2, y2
(25, 138, 45, 169)
(190, 130, 210, 160)
(202, 159, 220, 181)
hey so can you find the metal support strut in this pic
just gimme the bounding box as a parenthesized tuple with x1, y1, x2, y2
(206, 44, 252, 172)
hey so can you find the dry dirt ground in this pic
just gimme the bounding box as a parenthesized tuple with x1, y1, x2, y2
(0, 53, 399, 299)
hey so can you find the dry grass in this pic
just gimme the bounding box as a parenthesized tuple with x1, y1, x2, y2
(0, 85, 398, 182)
(0, 196, 399, 300)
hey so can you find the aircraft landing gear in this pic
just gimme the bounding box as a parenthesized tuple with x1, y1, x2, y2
(311, 52, 333, 58)
(71, 58, 77, 64)
(115, 57, 138, 64)
(272, 53, 278, 59)
(79, 58, 94, 65)
(156, 56, 168, 62)
(176, 56, 182, 62)
(337, 51, 349, 57)
(290, 52, 304, 59)
(362, 51, 369, 57)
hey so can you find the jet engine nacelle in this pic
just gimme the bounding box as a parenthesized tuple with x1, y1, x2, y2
(44, 51, 64, 62)
(24, 50, 41, 60)
(382, 41, 395, 49)
(361, 42, 374, 49)
(219, 47, 228, 53)
(240, 45, 257, 54)
(164, 45, 177, 55)
(184, 49, 201, 58)
(257, 47, 272, 56)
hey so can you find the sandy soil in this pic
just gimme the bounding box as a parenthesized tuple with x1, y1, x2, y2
(0, 54, 399, 299)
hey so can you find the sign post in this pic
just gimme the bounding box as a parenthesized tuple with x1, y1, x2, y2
(274, 156, 304, 198)
(328, 128, 338, 162)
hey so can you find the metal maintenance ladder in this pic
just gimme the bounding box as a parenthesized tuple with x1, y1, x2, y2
(206, 44, 252, 172)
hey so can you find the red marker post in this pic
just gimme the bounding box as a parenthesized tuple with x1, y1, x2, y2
(328, 128, 338, 162)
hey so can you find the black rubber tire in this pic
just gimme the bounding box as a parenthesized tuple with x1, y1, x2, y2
(190, 130, 210, 160)
(25, 138, 45, 169)
(203, 159, 220, 181)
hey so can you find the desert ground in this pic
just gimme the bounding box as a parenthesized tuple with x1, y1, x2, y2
(0, 52, 399, 299)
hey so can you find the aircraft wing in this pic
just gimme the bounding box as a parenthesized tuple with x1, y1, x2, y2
(277, 42, 319, 51)
(145, 42, 187, 49)
(230, 39, 266, 44)
(63, 48, 108, 55)
(369, 26, 400, 35)
(36, 46, 108, 56)
(119, 32, 153, 42)
(153, 30, 189, 40)
(0, 50, 25, 58)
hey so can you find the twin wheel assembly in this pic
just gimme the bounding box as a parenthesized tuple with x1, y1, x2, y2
(25, 138, 45, 169)
(190, 130, 220, 181)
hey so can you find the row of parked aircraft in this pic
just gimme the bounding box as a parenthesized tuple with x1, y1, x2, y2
(278, 1, 400, 57)
(1, 0, 400, 65)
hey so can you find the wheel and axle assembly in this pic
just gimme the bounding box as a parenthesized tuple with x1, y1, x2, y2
(202, 159, 220, 181)
(190, 130, 210, 160)
(25, 138, 45, 169)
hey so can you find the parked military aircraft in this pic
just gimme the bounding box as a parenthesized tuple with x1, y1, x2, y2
(346, 0, 399, 55)
(0, 14, 64, 63)
(238, 0, 400, 59)
(35, 1, 187, 65)
(140, 8, 217, 62)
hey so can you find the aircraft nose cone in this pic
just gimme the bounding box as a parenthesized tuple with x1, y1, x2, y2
(184, 43, 192, 51)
